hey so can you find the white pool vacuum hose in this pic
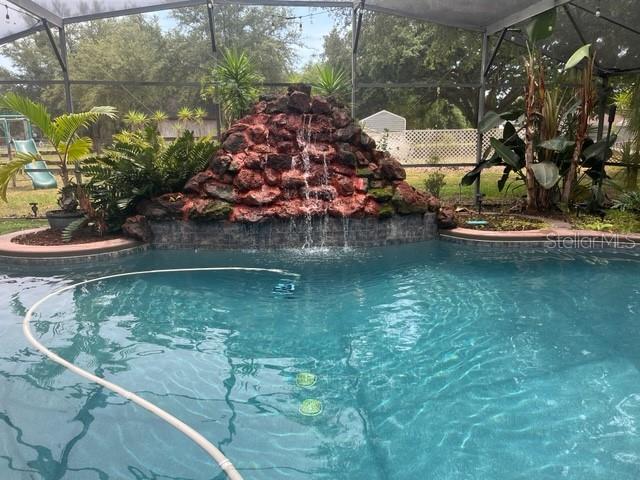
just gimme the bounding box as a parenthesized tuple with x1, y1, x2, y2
(23, 267, 300, 480)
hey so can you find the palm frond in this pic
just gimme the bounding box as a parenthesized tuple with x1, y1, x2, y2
(0, 156, 34, 201)
(61, 216, 88, 243)
(66, 136, 94, 163)
(0, 92, 55, 139)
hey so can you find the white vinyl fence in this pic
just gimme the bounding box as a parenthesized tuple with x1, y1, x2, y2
(367, 128, 502, 165)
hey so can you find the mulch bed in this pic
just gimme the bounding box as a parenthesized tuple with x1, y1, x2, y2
(12, 228, 121, 246)
(455, 212, 549, 231)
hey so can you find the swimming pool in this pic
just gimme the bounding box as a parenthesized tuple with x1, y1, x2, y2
(1, 242, 640, 479)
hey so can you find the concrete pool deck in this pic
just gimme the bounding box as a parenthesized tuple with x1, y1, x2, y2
(440, 218, 640, 249)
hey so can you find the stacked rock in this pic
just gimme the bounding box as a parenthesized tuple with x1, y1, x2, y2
(135, 86, 439, 224)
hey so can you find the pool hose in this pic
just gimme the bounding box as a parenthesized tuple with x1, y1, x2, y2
(23, 267, 300, 480)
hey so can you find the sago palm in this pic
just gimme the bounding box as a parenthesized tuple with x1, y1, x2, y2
(0, 93, 116, 202)
(203, 49, 263, 127)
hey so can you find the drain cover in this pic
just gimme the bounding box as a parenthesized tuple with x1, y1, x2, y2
(299, 399, 323, 416)
(296, 372, 317, 387)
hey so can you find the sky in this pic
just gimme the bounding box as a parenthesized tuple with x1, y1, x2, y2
(0, 7, 335, 74)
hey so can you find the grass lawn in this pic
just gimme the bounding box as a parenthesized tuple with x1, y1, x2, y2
(0, 218, 48, 235)
(0, 174, 60, 217)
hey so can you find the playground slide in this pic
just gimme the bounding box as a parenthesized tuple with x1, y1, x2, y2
(12, 139, 58, 190)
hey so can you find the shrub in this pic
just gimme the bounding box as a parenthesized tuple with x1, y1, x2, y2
(82, 127, 218, 231)
(424, 171, 446, 198)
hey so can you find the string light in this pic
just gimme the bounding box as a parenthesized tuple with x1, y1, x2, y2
(270, 10, 326, 32)
(1, 2, 40, 23)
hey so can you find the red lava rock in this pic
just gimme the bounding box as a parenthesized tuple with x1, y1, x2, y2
(122, 215, 152, 242)
(210, 154, 232, 175)
(252, 144, 277, 155)
(263, 168, 281, 186)
(234, 168, 263, 191)
(304, 185, 337, 201)
(437, 206, 457, 229)
(281, 169, 307, 189)
(184, 170, 216, 193)
(244, 152, 263, 170)
(162, 88, 440, 224)
(222, 132, 249, 153)
(364, 197, 380, 216)
(248, 124, 269, 143)
(328, 194, 367, 217)
(354, 177, 367, 192)
(332, 174, 355, 196)
(332, 109, 352, 128)
(253, 101, 267, 114)
(266, 153, 293, 171)
(203, 181, 237, 202)
(288, 91, 311, 113)
(392, 181, 434, 214)
(335, 125, 360, 142)
(307, 143, 337, 163)
(240, 185, 281, 206)
(311, 97, 332, 115)
(379, 157, 407, 181)
(330, 163, 356, 177)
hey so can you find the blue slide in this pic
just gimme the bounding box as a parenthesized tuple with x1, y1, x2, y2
(12, 139, 58, 190)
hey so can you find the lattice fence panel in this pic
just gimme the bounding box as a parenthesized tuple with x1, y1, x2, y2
(367, 128, 502, 165)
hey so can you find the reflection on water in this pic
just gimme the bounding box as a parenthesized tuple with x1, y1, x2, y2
(1, 244, 640, 479)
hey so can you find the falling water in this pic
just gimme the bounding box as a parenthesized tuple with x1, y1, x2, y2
(296, 115, 314, 247)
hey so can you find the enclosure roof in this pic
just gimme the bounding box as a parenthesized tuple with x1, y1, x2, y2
(0, 0, 575, 43)
(2, 0, 640, 74)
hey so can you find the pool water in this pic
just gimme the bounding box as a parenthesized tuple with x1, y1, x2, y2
(1, 243, 640, 479)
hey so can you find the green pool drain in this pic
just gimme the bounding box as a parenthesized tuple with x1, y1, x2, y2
(296, 372, 317, 387)
(299, 398, 323, 416)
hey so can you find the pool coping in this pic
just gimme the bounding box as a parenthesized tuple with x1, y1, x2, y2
(0, 228, 148, 265)
(440, 224, 640, 250)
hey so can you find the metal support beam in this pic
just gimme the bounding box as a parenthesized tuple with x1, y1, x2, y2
(351, 6, 357, 118)
(43, 22, 67, 74)
(206, 0, 222, 139)
(484, 29, 507, 77)
(487, 0, 572, 35)
(475, 32, 489, 203)
(206, 0, 217, 55)
(59, 27, 73, 113)
(353, 1, 365, 54)
(10, 0, 62, 27)
(596, 75, 609, 141)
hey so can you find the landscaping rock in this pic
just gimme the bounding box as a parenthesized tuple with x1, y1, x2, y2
(122, 215, 152, 242)
(149, 87, 438, 224)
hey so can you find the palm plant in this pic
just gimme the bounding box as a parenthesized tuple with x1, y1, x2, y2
(202, 49, 263, 128)
(313, 64, 350, 102)
(0, 93, 116, 207)
(123, 110, 148, 131)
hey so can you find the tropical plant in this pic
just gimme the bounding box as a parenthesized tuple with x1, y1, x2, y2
(312, 64, 350, 102)
(612, 190, 640, 212)
(0, 93, 116, 210)
(616, 84, 640, 190)
(202, 49, 263, 128)
(461, 11, 608, 212)
(81, 127, 218, 231)
(123, 110, 148, 131)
